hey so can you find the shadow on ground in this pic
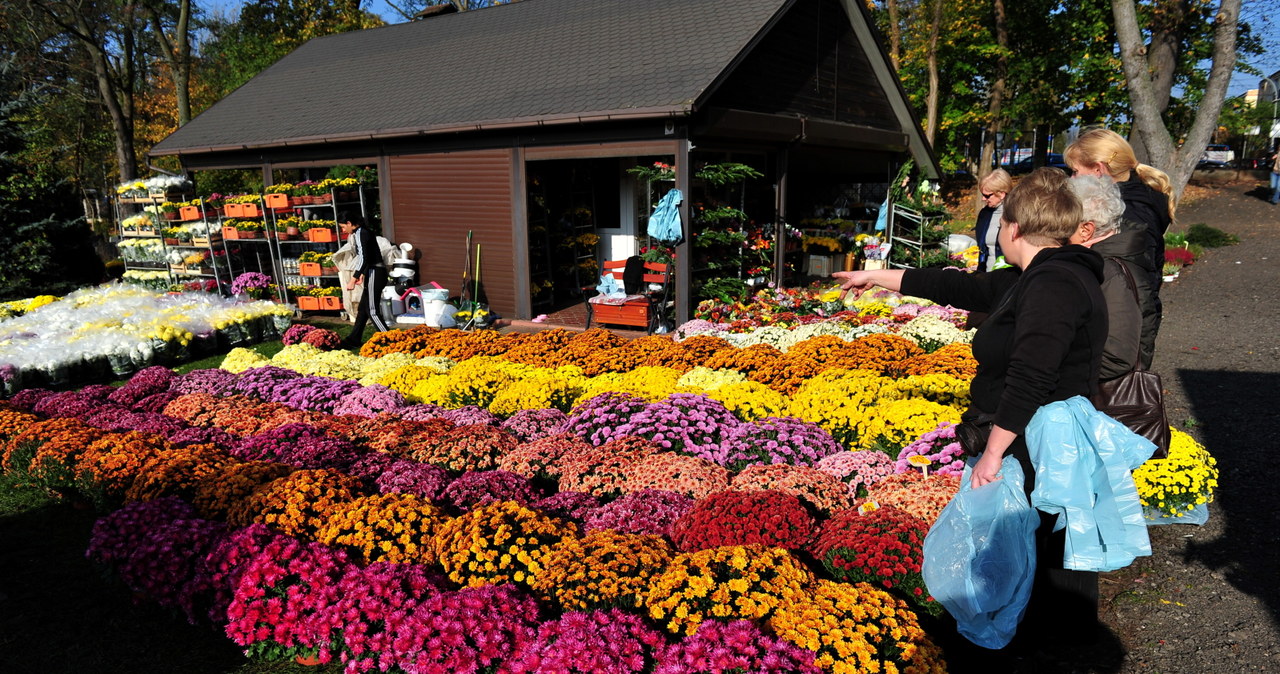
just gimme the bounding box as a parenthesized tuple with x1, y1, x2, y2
(1176, 368, 1280, 631)
(0, 495, 248, 673)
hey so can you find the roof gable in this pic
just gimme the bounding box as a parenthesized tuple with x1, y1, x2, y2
(154, 0, 789, 154)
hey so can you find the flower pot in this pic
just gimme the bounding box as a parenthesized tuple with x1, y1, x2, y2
(313, 193, 331, 204)
(297, 295, 321, 310)
(163, 211, 180, 221)
(320, 295, 342, 310)
(179, 206, 201, 221)
(163, 238, 180, 246)
(286, 226, 301, 237)
(321, 265, 338, 276)
(240, 230, 263, 239)
(264, 193, 289, 209)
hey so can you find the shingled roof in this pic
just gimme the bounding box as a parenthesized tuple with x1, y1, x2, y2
(152, 0, 793, 155)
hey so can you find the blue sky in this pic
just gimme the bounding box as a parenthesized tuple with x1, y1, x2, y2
(203, 0, 1277, 98)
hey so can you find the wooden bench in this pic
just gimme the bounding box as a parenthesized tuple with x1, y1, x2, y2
(585, 259, 671, 334)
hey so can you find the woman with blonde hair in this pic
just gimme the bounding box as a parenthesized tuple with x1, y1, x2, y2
(975, 168, 1013, 271)
(1065, 128, 1173, 345)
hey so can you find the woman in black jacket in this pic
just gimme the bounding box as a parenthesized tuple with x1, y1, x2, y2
(1066, 129, 1174, 351)
(834, 168, 1108, 654)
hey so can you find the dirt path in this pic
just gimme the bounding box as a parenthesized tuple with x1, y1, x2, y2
(1037, 178, 1280, 673)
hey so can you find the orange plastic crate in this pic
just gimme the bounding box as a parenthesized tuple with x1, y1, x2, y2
(320, 296, 342, 310)
(264, 193, 289, 209)
(299, 262, 323, 276)
(297, 296, 321, 310)
(307, 228, 338, 243)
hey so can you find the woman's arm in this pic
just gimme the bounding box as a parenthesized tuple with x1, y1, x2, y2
(832, 269, 906, 298)
(971, 425, 1018, 488)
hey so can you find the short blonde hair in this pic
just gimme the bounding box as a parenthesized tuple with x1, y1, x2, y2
(1001, 167, 1081, 245)
(1065, 128, 1176, 222)
(979, 168, 1013, 195)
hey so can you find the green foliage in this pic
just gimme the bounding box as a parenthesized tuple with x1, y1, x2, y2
(1184, 223, 1239, 248)
(199, 0, 384, 99)
(695, 277, 749, 305)
(0, 56, 104, 300)
(694, 162, 763, 187)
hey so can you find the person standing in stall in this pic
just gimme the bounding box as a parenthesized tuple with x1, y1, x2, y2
(338, 213, 389, 349)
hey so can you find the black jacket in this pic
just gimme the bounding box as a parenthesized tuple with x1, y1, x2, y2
(902, 245, 1107, 434)
(350, 226, 384, 279)
(1117, 173, 1171, 291)
(1090, 225, 1157, 374)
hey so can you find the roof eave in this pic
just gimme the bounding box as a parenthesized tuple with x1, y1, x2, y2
(150, 105, 693, 157)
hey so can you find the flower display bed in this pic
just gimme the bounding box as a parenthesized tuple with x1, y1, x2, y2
(0, 287, 1217, 672)
(0, 285, 292, 395)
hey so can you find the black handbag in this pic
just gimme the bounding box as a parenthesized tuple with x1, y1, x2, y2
(1089, 261, 1170, 458)
(1091, 367, 1170, 458)
(954, 412, 995, 457)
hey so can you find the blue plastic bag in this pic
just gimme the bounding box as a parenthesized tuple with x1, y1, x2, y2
(595, 273, 624, 299)
(1026, 396, 1155, 572)
(922, 456, 1038, 649)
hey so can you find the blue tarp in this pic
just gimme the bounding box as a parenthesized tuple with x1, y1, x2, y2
(647, 188, 684, 243)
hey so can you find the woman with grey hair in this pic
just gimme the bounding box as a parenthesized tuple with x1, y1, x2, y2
(1069, 175, 1155, 378)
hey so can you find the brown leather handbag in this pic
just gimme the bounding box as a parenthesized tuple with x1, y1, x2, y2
(1090, 261, 1170, 458)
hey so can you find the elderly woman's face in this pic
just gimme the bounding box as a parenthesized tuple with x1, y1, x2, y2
(981, 188, 1006, 207)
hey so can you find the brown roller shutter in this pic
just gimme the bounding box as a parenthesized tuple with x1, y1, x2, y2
(389, 149, 517, 319)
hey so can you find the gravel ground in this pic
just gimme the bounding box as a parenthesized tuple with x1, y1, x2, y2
(1001, 178, 1280, 674)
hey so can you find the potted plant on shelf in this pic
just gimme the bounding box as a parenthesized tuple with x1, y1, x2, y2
(159, 201, 181, 221)
(276, 215, 303, 239)
(161, 227, 181, 246)
(231, 272, 273, 300)
(235, 219, 266, 238)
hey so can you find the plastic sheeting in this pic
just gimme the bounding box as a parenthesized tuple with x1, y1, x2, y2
(922, 456, 1038, 649)
(1026, 396, 1156, 572)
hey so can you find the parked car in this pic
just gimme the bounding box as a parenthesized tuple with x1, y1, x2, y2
(1009, 153, 1069, 175)
(1202, 144, 1234, 164)
(1196, 158, 1231, 170)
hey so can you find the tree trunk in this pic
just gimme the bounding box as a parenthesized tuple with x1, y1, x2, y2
(924, 0, 943, 145)
(978, 0, 1009, 211)
(887, 0, 902, 71)
(75, 10, 137, 181)
(145, 0, 193, 126)
(1113, 0, 1240, 203)
(1129, 0, 1189, 163)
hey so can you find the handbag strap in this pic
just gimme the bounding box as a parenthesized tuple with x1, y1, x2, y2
(1108, 258, 1146, 374)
